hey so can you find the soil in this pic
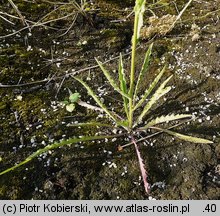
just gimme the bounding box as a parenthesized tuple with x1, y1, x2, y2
(0, 0, 219, 199)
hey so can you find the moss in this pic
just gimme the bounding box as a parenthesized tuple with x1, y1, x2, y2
(0, 43, 51, 84)
(15, 1, 51, 17)
(98, 0, 134, 7)
(0, 102, 6, 110)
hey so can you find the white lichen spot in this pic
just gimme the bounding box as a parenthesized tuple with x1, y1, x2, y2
(56, 62, 61, 68)
(27, 45, 32, 51)
(36, 125, 42, 129)
(112, 129, 117, 134)
(206, 116, 211, 121)
(109, 162, 117, 169)
(82, 40, 88, 45)
(148, 196, 157, 200)
(16, 95, 23, 101)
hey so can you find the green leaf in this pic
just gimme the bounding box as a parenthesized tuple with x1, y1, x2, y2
(134, 0, 146, 40)
(66, 103, 75, 112)
(0, 134, 119, 176)
(68, 121, 115, 128)
(135, 75, 173, 126)
(74, 76, 118, 122)
(118, 53, 129, 117)
(61, 100, 69, 105)
(95, 58, 130, 99)
(161, 129, 213, 144)
(134, 65, 167, 111)
(69, 93, 80, 103)
(118, 54, 127, 92)
(140, 114, 192, 129)
(116, 120, 129, 128)
(134, 43, 153, 99)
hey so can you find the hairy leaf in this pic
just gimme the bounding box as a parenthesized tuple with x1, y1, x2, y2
(159, 128, 213, 144)
(134, 0, 146, 40)
(77, 100, 123, 121)
(140, 114, 192, 129)
(96, 58, 130, 99)
(134, 65, 167, 110)
(135, 75, 173, 126)
(118, 53, 129, 117)
(74, 77, 118, 122)
(77, 100, 104, 112)
(134, 43, 153, 99)
(67, 122, 115, 128)
(116, 120, 129, 128)
(0, 135, 119, 176)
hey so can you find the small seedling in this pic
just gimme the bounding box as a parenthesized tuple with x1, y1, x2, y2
(62, 92, 80, 112)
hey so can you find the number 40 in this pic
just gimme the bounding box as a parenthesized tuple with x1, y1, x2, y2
(205, 204, 216, 212)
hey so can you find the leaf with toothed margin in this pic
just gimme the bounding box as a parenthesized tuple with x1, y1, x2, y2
(134, 43, 153, 100)
(116, 120, 129, 128)
(0, 135, 119, 176)
(96, 58, 130, 99)
(161, 129, 213, 144)
(118, 53, 129, 118)
(134, 65, 167, 111)
(74, 76, 119, 123)
(135, 75, 173, 126)
(67, 121, 115, 128)
(134, 0, 146, 40)
(140, 114, 192, 129)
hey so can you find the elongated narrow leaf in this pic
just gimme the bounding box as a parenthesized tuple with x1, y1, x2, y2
(134, 0, 146, 40)
(116, 120, 129, 128)
(0, 134, 119, 176)
(95, 58, 130, 99)
(77, 100, 123, 121)
(134, 65, 167, 110)
(77, 100, 104, 112)
(74, 77, 118, 122)
(159, 128, 213, 144)
(132, 136, 150, 194)
(135, 75, 173, 126)
(118, 53, 127, 94)
(140, 114, 192, 129)
(118, 53, 129, 117)
(67, 122, 115, 128)
(134, 43, 153, 99)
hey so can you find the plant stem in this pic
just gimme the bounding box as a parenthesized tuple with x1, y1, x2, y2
(131, 135, 150, 194)
(120, 118, 196, 149)
(128, 13, 139, 129)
